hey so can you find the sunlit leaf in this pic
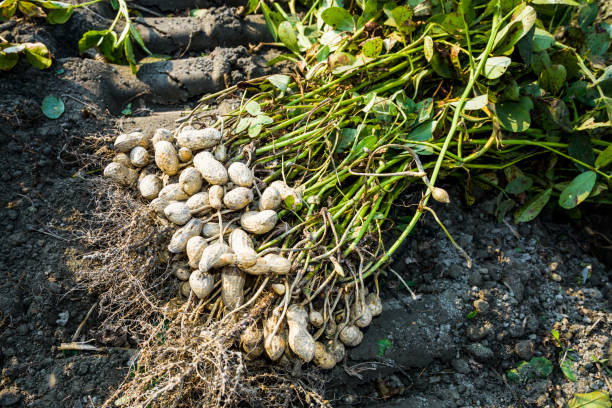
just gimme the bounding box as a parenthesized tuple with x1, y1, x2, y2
(278, 21, 300, 52)
(362, 37, 383, 58)
(483, 56, 511, 79)
(496, 101, 530, 132)
(268, 74, 291, 93)
(24, 42, 52, 69)
(567, 391, 611, 408)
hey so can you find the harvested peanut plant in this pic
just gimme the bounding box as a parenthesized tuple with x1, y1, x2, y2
(84, 0, 611, 406)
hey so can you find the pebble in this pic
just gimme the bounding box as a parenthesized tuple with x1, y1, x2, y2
(473, 299, 489, 314)
(56, 311, 69, 327)
(468, 270, 482, 286)
(551, 273, 562, 282)
(515, 340, 535, 360)
(466, 343, 494, 362)
(467, 323, 492, 341)
(452, 358, 470, 374)
(0, 391, 21, 406)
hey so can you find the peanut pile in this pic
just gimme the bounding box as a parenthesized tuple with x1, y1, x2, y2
(104, 125, 382, 369)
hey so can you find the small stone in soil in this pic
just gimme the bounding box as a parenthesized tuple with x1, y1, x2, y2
(466, 343, 494, 362)
(515, 340, 535, 360)
(473, 299, 489, 314)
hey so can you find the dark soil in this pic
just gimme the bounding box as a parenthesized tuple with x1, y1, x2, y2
(1, 4, 610, 408)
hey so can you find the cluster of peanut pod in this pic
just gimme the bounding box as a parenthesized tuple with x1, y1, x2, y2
(103, 124, 382, 369)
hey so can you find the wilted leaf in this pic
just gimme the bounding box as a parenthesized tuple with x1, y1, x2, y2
(531, 0, 579, 5)
(567, 391, 611, 408)
(514, 188, 552, 223)
(483, 56, 511, 79)
(496, 101, 530, 132)
(558, 171, 596, 209)
(424, 36, 434, 62)
(41, 94, 64, 119)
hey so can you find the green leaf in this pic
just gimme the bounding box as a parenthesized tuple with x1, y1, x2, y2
(406, 120, 436, 141)
(190, 8, 207, 17)
(431, 51, 452, 78)
(377, 338, 393, 356)
(121, 103, 132, 116)
(267, 74, 291, 93)
(496, 102, 530, 132)
(253, 114, 273, 125)
(595, 144, 612, 169)
(24, 42, 52, 69)
(532, 28, 555, 52)
(129, 23, 151, 55)
(530, 51, 551, 76)
(46, 5, 73, 24)
(483, 56, 511, 79)
(41, 94, 64, 119)
(459, 0, 475, 24)
(248, 123, 263, 138)
(321, 7, 355, 32)
(335, 128, 356, 153)
(558, 171, 597, 209)
(0, 50, 19, 70)
(362, 37, 383, 58)
(539, 64, 566, 94)
(514, 188, 552, 223)
(493, 5, 536, 54)
(277, 21, 300, 53)
(577, 3, 598, 29)
(584, 24, 611, 57)
(245, 101, 261, 116)
(568, 391, 612, 408)
(530, 357, 553, 377)
(389, 5, 413, 32)
(235, 117, 252, 134)
(560, 358, 577, 382)
(506, 175, 533, 194)
(124, 37, 137, 74)
(568, 135, 595, 171)
(531, 0, 579, 5)
(78, 30, 107, 52)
